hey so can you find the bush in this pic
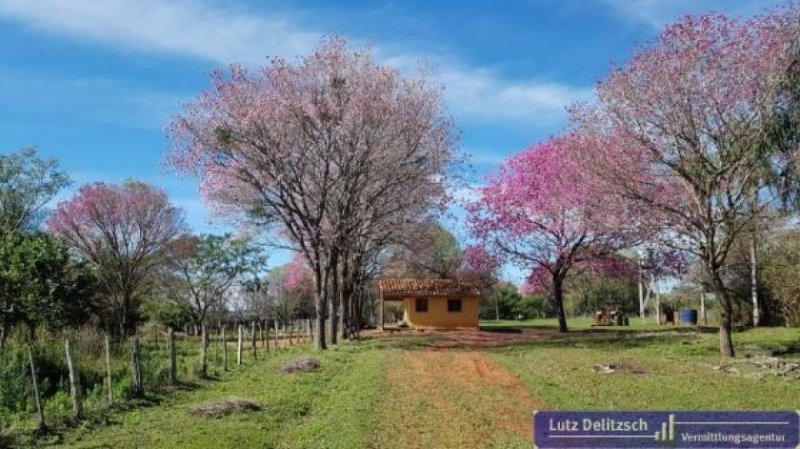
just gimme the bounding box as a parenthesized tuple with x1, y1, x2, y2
(0, 345, 31, 427)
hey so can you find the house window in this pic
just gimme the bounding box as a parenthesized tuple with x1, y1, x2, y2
(448, 299, 462, 312)
(415, 298, 428, 312)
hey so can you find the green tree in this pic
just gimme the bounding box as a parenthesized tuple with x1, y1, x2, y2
(0, 232, 96, 342)
(0, 148, 70, 235)
(513, 295, 547, 320)
(482, 283, 523, 320)
(168, 233, 266, 326)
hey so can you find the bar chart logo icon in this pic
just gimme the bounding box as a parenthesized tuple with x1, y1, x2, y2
(654, 414, 675, 441)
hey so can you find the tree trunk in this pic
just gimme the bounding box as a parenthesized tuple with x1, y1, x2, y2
(700, 291, 707, 325)
(214, 325, 219, 362)
(237, 325, 243, 366)
(314, 294, 327, 350)
(200, 324, 208, 377)
(222, 326, 228, 371)
(552, 274, 568, 333)
(330, 286, 339, 345)
(711, 269, 735, 357)
(251, 322, 257, 361)
(654, 276, 661, 324)
(118, 309, 126, 342)
(131, 336, 143, 396)
(638, 258, 645, 322)
(64, 339, 82, 419)
(104, 335, 113, 404)
(750, 234, 760, 326)
(168, 327, 177, 384)
(273, 320, 279, 350)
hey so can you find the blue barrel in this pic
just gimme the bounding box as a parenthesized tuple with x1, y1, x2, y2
(679, 309, 698, 325)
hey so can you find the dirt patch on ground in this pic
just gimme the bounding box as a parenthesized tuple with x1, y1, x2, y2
(592, 362, 648, 375)
(374, 347, 541, 448)
(281, 356, 321, 373)
(189, 398, 262, 419)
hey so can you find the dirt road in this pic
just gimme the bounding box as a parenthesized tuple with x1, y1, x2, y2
(372, 341, 541, 449)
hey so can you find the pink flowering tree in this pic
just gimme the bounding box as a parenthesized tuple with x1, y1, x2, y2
(469, 133, 640, 332)
(167, 38, 456, 349)
(572, 10, 800, 356)
(285, 254, 314, 300)
(47, 181, 186, 338)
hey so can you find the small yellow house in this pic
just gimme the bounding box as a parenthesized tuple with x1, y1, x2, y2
(378, 279, 481, 330)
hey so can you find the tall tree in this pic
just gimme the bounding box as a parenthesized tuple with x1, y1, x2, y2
(0, 148, 70, 234)
(168, 233, 266, 327)
(469, 133, 639, 332)
(167, 37, 457, 349)
(573, 10, 800, 356)
(47, 181, 186, 338)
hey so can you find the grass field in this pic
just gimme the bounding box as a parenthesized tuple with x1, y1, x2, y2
(13, 320, 799, 448)
(486, 321, 800, 410)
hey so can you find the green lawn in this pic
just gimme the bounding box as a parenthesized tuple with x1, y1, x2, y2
(487, 322, 800, 410)
(8, 321, 799, 448)
(50, 344, 387, 449)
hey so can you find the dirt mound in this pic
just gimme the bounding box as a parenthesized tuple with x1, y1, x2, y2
(189, 398, 262, 418)
(281, 356, 321, 373)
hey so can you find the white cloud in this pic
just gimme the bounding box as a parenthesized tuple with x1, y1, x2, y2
(0, 0, 319, 64)
(604, 0, 783, 29)
(441, 68, 592, 125)
(0, 0, 590, 126)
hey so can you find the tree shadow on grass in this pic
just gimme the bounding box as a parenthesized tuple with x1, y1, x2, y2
(354, 335, 436, 351)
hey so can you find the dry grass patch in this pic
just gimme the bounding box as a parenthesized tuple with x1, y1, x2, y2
(281, 356, 321, 373)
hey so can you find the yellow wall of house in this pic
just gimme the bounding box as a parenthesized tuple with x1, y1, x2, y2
(402, 296, 479, 328)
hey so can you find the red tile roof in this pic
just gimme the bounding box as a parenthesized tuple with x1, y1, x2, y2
(378, 278, 481, 299)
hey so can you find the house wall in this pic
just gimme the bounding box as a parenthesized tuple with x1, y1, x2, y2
(402, 295, 479, 328)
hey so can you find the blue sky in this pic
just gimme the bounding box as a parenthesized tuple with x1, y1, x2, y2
(0, 0, 782, 280)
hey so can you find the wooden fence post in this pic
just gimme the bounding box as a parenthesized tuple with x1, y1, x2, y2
(131, 336, 143, 396)
(214, 325, 219, 363)
(222, 326, 228, 371)
(104, 335, 113, 404)
(200, 324, 209, 377)
(251, 322, 257, 361)
(237, 325, 243, 366)
(168, 327, 177, 384)
(27, 346, 45, 431)
(64, 339, 82, 419)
